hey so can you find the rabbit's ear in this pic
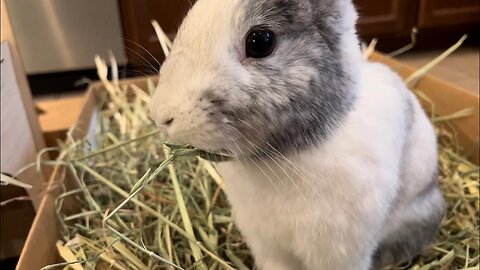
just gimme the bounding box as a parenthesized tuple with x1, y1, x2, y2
(241, 0, 313, 29)
(309, 0, 358, 48)
(309, 0, 357, 25)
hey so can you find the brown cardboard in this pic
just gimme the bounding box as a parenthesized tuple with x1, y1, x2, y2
(1, 41, 49, 260)
(1, 0, 48, 162)
(16, 53, 479, 270)
(1, 5, 51, 259)
(0, 187, 35, 260)
(1, 43, 49, 208)
(36, 96, 86, 157)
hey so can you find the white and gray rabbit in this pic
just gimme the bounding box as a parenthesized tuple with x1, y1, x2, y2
(149, 0, 445, 269)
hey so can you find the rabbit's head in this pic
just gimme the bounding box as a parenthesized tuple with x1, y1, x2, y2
(150, 0, 363, 156)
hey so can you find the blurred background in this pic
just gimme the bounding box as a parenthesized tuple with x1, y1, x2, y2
(0, 0, 479, 269)
(2, 0, 479, 96)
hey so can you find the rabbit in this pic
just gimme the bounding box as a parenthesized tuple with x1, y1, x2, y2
(149, 0, 445, 269)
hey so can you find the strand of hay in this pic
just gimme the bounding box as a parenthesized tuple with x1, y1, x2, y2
(0, 173, 33, 189)
(405, 35, 468, 86)
(388, 28, 418, 58)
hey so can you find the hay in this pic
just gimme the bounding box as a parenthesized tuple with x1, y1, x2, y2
(40, 58, 243, 270)
(1, 173, 33, 189)
(36, 29, 478, 270)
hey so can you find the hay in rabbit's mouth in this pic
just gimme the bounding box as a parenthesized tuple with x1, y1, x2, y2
(29, 25, 478, 270)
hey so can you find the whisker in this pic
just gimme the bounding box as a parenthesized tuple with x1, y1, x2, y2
(124, 47, 159, 74)
(233, 120, 323, 198)
(238, 119, 317, 180)
(217, 129, 262, 196)
(229, 128, 290, 190)
(125, 39, 162, 67)
(227, 132, 281, 194)
(125, 69, 155, 78)
(226, 137, 253, 189)
(229, 128, 312, 202)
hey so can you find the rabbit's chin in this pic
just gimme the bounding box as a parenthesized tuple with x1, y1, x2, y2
(169, 130, 267, 159)
(165, 132, 234, 156)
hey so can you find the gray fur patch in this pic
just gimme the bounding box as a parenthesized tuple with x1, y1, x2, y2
(403, 95, 415, 137)
(204, 0, 357, 156)
(371, 203, 444, 269)
(372, 173, 445, 269)
(309, 0, 344, 51)
(415, 172, 441, 199)
(373, 93, 444, 269)
(389, 95, 416, 212)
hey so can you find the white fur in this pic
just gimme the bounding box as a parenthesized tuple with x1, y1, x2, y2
(216, 63, 437, 270)
(150, 0, 249, 150)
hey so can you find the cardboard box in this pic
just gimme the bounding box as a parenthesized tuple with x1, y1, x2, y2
(36, 96, 86, 159)
(2, 2, 50, 261)
(16, 53, 479, 270)
(1, 42, 49, 262)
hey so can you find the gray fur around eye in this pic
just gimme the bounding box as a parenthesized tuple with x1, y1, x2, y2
(209, 0, 356, 155)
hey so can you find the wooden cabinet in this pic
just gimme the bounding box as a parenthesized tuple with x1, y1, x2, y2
(418, 0, 480, 28)
(118, 0, 479, 64)
(355, 0, 417, 37)
(119, 0, 194, 66)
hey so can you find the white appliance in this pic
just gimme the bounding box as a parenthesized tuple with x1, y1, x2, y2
(5, 0, 127, 74)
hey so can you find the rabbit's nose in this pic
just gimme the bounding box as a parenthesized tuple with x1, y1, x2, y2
(162, 117, 175, 126)
(151, 109, 176, 129)
(149, 101, 176, 129)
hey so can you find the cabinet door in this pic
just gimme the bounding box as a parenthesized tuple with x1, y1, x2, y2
(354, 0, 417, 38)
(119, 0, 194, 67)
(418, 0, 480, 28)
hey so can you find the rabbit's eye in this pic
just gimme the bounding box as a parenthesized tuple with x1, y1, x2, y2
(245, 28, 275, 58)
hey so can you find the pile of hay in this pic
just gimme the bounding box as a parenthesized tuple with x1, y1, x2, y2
(39, 29, 477, 270)
(44, 59, 248, 270)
